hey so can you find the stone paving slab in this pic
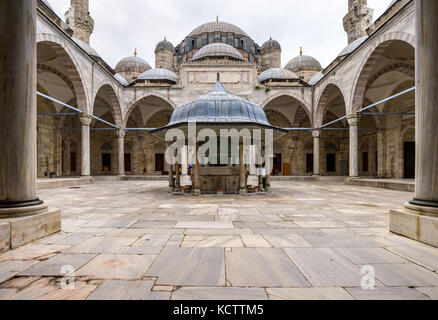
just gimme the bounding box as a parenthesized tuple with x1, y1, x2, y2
(346, 287, 430, 300)
(76, 254, 156, 280)
(1, 179, 436, 300)
(226, 248, 309, 287)
(147, 247, 225, 286)
(283, 248, 368, 287)
(87, 280, 169, 300)
(19, 254, 96, 276)
(172, 287, 268, 300)
(267, 287, 353, 300)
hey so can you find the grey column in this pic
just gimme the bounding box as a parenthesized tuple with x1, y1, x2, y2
(239, 144, 247, 195)
(80, 115, 92, 176)
(410, 0, 438, 207)
(117, 129, 125, 176)
(312, 130, 321, 176)
(0, 0, 43, 209)
(193, 143, 201, 196)
(80, 114, 93, 176)
(175, 163, 181, 191)
(348, 115, 359, 177)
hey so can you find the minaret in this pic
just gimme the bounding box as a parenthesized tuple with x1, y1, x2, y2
(65, 0, 94, 44)
(343, 0, 373, 44)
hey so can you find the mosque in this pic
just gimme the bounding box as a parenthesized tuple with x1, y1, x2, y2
(1, 0, 437, 252)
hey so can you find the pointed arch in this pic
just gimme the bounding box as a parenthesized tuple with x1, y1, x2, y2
(37, 33, 90, 112)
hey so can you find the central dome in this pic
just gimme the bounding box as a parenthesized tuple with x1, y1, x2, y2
(188, 21, 248, 38)
(168, 81, 269, 126)
(192, 43, 244, 61)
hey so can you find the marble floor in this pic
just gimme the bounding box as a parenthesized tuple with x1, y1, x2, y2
(1, 179, 437, 300)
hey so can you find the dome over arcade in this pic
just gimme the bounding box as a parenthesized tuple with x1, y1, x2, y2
(262, 37, 281, 50)
(285, 49, 322, 72)
(308, 72, 324, 85)
(192, 43, 244, 61)
(337, 36, 368, 58)
(114, 73, 129, 86)
(156, 38, 175, 51)
(257, 68, 299, 83)
(168, 81, 269, 126)
(137, 68, 179, 83)
(73, 37, 100, 57)
(115, 51, 152, 74)
(188, 21, 248, 38)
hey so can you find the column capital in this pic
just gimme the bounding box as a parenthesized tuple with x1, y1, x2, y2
(347, 114, 359, 126)
(312, 129, 321, 138)
(79, 114, 93, 126)
(117, 129, 126, 139)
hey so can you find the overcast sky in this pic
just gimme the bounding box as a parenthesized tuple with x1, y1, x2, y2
(48, 0, 392, 69)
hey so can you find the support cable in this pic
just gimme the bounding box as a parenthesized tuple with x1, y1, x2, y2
(37, 91, 120, 129)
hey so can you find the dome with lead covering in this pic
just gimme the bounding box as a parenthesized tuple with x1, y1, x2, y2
(137, 68, 179, 83)
(285, 52, 322, 72)
(262, 37, 281, 50)
(188, 21, 248, 38)
(308, 72, 324, 85)
(192, 43, 244, 61)
(114, 73, 129, 86)
(168, 81, 269, 126)
(73, 38, 100, 57)
(115, 54, 151, 74)
(156, 38, 175, 51)
(258, 68, 299, 83)
(337, 36, 368, 58)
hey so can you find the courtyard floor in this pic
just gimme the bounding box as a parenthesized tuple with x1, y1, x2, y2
(1, 178, 438, 300)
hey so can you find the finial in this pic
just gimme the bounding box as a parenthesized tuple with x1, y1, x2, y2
(217, 73, 220, 82)
(134, 48, 137, 57)
(270, 36, 272, 40)
(300, 47, 303, 56)
(164, 36, 166, 41)
(216, 16, 219, 22)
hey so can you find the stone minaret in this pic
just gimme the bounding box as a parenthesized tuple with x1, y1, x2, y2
(343, 0, 373, 44)
(65, 0, 94, 44)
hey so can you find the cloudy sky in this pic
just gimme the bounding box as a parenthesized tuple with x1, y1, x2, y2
(48, 0, 392, 69)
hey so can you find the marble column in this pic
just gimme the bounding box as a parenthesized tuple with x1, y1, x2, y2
(80, 114, 92, 176)
(390, 0, 438, 247)
(117, 129, 125, 176)
(168, 164, 175, 193)
(410, 0, 438, 208)
(193, 144, 201, 196)
(239, 144, 247, 196)
(175, 163, 181, 191)
(0, 1, 60, 250)
(348, 115, 359, 178)
(0, 0, 44, 212)
(312, 129, 321, 176)
(258, 167, 264, 192)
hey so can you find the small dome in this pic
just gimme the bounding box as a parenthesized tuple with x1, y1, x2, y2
(115, 53, 152, 74)
(258, 68, 299, 83)
(137, 68, 179, 83)
(114, 73, 129, 86)
(168, 81, 269, 126)
(72, 38, 99, 57)
(285, 51, 322, 72)
(308, 72, 324, 85)
(156, 38, 175, 51)
(188, 21, 248, 38)
(192, 43, 244, 61)
(262, 37, 281, 50)
(337, 36, 368, 58)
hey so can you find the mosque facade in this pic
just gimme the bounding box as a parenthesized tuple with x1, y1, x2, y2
(36, 0, 415, 183)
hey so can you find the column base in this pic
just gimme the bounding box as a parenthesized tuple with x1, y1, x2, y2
(193, 188, 201, 196)
(389, 202, 438, 248)
(239, 188, 248, 196)
(168, 187, 176, 193)
(0, 198, 44, 209)
(409, 199, 438, 208)
(0, 204, 61, 253)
